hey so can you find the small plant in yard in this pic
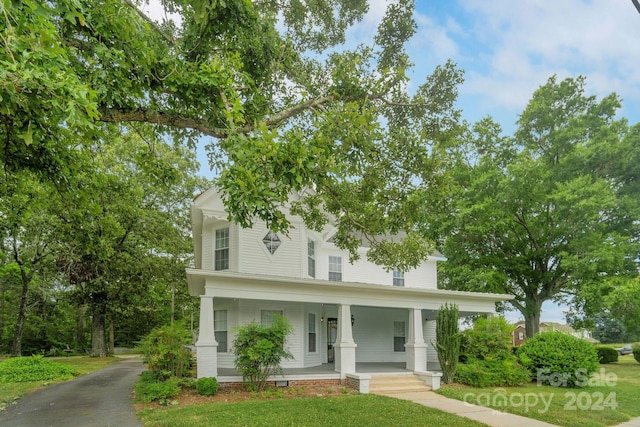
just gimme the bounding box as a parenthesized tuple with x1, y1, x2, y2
(134, 371, 180, 403)
(517, 332, 599, 387)
(233, 314, 293, 391)
(0, 356, 80, 383)
(435, 303, 460, 384)
(633, 343, 640, 363)
(596, 346, 619, 364)
(196, 377, 218, 396)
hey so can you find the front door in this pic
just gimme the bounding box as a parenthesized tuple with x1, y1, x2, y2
(327, 318, 337, 363)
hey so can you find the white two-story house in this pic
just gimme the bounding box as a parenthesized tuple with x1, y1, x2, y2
(186, 187, 513, 390)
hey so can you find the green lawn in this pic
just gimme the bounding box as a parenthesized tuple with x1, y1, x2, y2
(0, 356, 120, 411)
(138, 394, 487, 427)
(437, 356, 640, 427)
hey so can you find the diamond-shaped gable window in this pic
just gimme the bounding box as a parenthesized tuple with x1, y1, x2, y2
(263, 231, 281, 255)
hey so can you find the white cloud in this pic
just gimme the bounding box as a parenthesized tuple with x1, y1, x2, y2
(455, 0, 640, 117)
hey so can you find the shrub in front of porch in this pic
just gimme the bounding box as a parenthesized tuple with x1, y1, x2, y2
(517, 332, 599, 387)
(137, 322, 194, 379)
(435, 303, 460, 384)
(233, 315, 293, 392)
(456, 317, 530, 387)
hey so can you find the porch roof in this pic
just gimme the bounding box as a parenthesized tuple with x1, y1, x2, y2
(186, 268, 513, 313)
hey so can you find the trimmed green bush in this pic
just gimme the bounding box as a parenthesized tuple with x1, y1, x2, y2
(456, 359, 531, 387)
(633, 343, 640, 363)
(595, 346, 619, 364)
(134, 373, 180, 403)
(0, 356, 80, 383)
(196, 377, 219, 396)
(517, 332, 599, 387)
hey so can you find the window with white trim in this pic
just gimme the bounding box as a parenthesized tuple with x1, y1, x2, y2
(214, 227, 229, 271)
(328, 256, 342, 281)
(308, 313, 317, 353)
(394, 321, 406, 352)
(261, 309, 284, 327)
(307, 239, 316, 278)
(393, 270, 404, 287)
(214, 310, 228, 352)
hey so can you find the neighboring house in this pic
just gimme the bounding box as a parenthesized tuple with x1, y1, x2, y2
(186, 188, 513, 388)
(512, 324, 527, 346)
(512, 321, 598, 345)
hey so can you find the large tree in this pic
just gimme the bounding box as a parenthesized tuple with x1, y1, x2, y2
(436, 76, 640, 337)
(56, 126, 205, 356)
(0, 171, 61, 355)
(2, 0, 462, 270)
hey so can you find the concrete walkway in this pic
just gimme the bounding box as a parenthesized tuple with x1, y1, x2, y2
(616, 418, 640, 427)
(378, 391, 559, 427)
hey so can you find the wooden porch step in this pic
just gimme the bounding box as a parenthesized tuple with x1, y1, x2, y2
(369, 373, 431, 394)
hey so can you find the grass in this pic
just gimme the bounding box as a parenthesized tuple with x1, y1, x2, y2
(437, 355, 640, 427)
(0, 356, 121, 411)
(137, 394, 487, 427)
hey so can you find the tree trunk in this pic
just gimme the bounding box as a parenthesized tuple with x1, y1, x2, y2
(90, 303, 107, 357)
(76, 304, 88, 350)
(524, 299, 543, 338)
(108, 317, 114, 356)
(11, 273, 31, 356)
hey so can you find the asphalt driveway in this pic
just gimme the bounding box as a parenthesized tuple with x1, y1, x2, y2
(0, 357, 145, 427)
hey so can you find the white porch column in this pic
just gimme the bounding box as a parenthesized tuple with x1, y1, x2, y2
(195, 295, 218, 378)
(334, 304, 357, 378)
(405, 308, 427, 371)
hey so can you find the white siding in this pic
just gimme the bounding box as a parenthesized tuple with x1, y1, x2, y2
(229, 300, 305, 369)
(237, 221, 303, 278)
(352, 307, 408, 363)
(424, 320, 440, 370)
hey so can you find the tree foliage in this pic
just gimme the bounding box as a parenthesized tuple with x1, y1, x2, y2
(436, 76, 640, 337)
(592, 311, 640, 344)
(2, 0, 464, 271)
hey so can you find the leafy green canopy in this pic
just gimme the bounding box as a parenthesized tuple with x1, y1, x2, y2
(436, 76, 640, 336)
(1, 0, 464, 270)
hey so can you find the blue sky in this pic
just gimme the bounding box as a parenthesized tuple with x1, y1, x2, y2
(146, 1, 640, 324)
(356, 0, 640, 323)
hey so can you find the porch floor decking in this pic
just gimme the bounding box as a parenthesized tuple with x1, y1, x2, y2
(217, 362, 442, 380)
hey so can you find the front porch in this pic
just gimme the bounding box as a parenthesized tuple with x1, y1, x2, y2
(215, 362, 443, 393)
(217, 361, 442, 377)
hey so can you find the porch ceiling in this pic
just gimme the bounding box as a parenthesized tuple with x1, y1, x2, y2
(186, 269, 512, 313)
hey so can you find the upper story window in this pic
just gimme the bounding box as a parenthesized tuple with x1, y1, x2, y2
(307, 239, 316, 278)
(393, 270, 404, 287)
(328, 256, 342, 281)
(262, 230, 281, 254)
(215, 227, 229, 271)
